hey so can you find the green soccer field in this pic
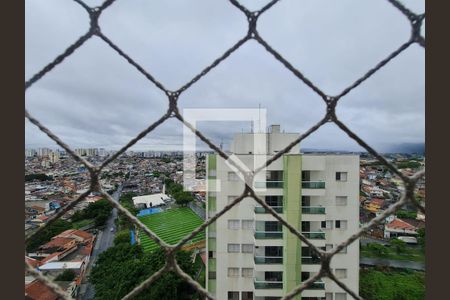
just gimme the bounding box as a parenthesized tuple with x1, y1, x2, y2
(138, 207, 205, 252)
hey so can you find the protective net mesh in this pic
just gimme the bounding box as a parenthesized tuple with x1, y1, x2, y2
(25, 0, 425, 299)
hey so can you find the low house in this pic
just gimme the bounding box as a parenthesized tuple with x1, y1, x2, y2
(364, 198, 385, 213)
(384, 217, 418, 238)
(132, 193, 170, 208)
(30, 215, 49, 224)
(25, 280, 59, 300)
(39, 237, 77, 254)
(55, 229, 94, 244)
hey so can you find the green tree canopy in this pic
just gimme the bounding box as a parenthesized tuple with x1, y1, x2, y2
(26, 219, 72, 252)
(90, 244, 199, 300)
(55, 269, 76, 282)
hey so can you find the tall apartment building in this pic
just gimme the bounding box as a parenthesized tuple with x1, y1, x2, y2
(206, 125, 359, 300)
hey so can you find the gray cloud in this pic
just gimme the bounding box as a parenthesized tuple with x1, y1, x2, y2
(25, 0, 425, 152)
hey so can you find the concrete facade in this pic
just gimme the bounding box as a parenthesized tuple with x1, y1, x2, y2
(206, 126, 359, 300)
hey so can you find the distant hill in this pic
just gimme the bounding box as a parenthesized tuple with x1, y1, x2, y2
(381, 143, 425, 154)
(301, 143, 425, 155)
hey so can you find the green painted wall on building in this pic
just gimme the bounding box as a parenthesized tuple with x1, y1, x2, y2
(283, 155, 302, 299)
(207, 154, 217, 294)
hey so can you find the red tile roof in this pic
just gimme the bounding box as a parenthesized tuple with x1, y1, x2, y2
(386, 218, 417, 231)
(30, 206, 46, 212)
(40, 237, 74, 250)
(371, 198, 385, 206)
(57, 229, 93, 242)
(25, 280, 59, 300)
(26, 256, 41, 268)
(37, 215, 49, 221)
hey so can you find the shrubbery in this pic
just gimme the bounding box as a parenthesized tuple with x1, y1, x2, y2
(90, 244, 200, 300)
(360, 268, 425, 300)
(26, 219, 72, 252)
(71, 199, 113, 227)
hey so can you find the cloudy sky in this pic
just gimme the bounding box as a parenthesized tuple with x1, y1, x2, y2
(25, 0, 425, 152)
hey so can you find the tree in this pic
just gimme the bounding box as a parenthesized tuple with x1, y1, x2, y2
(55, 269, 76, 282)
(396, 210, 417, 219)
(26, 219, 72, 252)
(70, 199, 113, 227)
(25, 173, 53, 182)
(417, 228, 425, 251)
(114, 230, 131, 245)
(367, 243, 388, 257)
(118, 193, 139, 230)
(390, 239, 407, 254)
(360, 268, 425, 300)
(173, 191, 194, 207)
(90, 245, 199, 300)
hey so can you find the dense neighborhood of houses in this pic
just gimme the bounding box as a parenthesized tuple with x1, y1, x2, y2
(359, 154, 425, 243)
(24, 148, 425, 299)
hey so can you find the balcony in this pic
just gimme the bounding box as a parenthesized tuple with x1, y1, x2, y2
(255, 231, 283, 239)
(254, 256, 283, 264)
(254, 280, 283, 289)
(301, 256, 321, 264)
(305, 281, 325, 290)
(302, 181, 325, 189)
(255, 206, 283, 214)
(302, 206, 325, 214)
(302, 231, 325, 239)
(255, 181, 284, 189)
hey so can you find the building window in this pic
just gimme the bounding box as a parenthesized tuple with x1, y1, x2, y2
(209, 170, 217, 177)
(266, 195, 283, 207)
(228, 244, 240, 253)
(228, 268, 240, 277)
(242, 220, 254, 230)
(265, 221, 282, 232)
(242, 244, 254, 253)
(208, 271, 216, 279)
(335, 269, 347, 279)
(326, 293, 333, 300)
(321, 220, 333, 229)
(228, 291, 239, 300)
(267, 170, 283, 181)
(242, 268, 254, 278)
(325, 244, 333, 251)
(265, 271, 283, 281)
(335, 220, 348, 229)
(241, 292, 253, 300)
(336, 196, 348, 206)
(228, 219, 240, 230)
(208, 251, 215, 258)
(228, 171, 240, 181)
(335, 172, 348, 181)
(335, 293, 347, 300)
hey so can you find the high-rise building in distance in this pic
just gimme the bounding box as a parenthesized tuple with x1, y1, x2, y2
(206, 125, 359, 300)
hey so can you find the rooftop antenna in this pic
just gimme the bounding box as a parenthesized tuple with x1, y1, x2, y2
(251, 121, 253, 133)
(220, 138, 223, 150)
(258, 103, 261, 133)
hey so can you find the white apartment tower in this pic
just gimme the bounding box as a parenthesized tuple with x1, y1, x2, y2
(206, 125, 359, 300)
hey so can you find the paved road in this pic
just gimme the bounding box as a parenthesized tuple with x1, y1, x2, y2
(78, 186, 122, 300)
(360, 257, 425, 271)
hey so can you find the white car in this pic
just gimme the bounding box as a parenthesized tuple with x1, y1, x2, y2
(110, 227, 114, 232)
